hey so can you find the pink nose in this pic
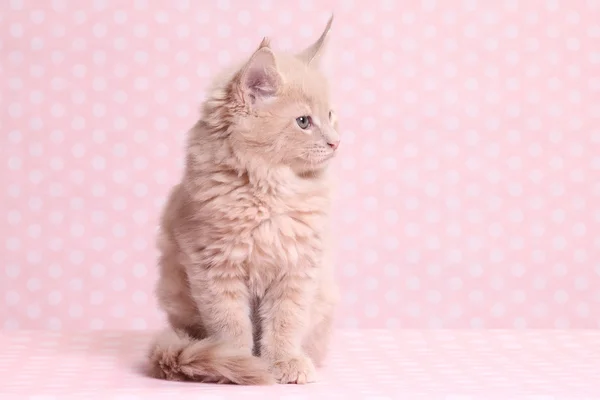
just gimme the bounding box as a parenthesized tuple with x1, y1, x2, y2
(328, 140, 340, 150)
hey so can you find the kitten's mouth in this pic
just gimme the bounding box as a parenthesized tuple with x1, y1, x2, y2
(311, 153, 335, 166)
(297, 150, 337, 170)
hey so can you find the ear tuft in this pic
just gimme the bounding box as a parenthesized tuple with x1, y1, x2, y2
(259, 37, 271, 49)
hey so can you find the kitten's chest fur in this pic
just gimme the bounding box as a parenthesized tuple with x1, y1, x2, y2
(180, 167, 331, 297)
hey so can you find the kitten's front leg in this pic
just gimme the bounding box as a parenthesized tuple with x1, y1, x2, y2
(188, 267, 254, 353)
(259, 274, 317, 384)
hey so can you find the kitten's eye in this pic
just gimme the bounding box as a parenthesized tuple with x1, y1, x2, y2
(296, 116, 311, 129)
(328, 110, 333, 120)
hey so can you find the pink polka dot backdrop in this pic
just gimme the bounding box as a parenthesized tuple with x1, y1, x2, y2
(2, 0, 600, 331)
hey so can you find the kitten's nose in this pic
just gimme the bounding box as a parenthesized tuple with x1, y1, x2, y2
(328, 140, 340, 150)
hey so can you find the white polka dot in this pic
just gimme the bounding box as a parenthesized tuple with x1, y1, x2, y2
(26, 276, 42, 292)
(27, 304, 41, 319)
(132, 183, 148, 197)
(574, 249, 587, 263)
(574, 276, 588, 291)
(67, 250, 84, 265)
(572, 222, 586, 236)
(5, 263, 20, 277)
(48, 264, 62, 278)
(491, 303, 506, 318)
(512, 317, 526, 329)
(362, 250, 378, 265)
(340, 157, 356, 170)
(383, 264, 399, 277)
(427, 263, 441, 277)
(112, 249, 127, 263)
(111, 276, 126, 291)
(467, 317, 483, 329)
(5, 291, 20, 305)
(364, 304, 379, 318)
(383, 236, 399, 250)
(91, 263, 106, 278)
(489, 249, 504, 263)
(90, 291, 104, 305)
(68, 304, 83, 318)
(554, 317, 570, 329)
(89, 319, 104, 330)
(6, 237, 21, 252)
(8, 156, 22, 170)
(48, 291, 62, 305)
(129, 318, 147, 330)
(576, 302, 589, 317)
(69, 279, 85, 293)
(133, 210, 148, 224)
(383, 209, 398, 224)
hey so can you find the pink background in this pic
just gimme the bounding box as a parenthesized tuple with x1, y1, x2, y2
(2, 0, 600, 331)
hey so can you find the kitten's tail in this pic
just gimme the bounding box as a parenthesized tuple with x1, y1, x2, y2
(147, 328, 274, 385)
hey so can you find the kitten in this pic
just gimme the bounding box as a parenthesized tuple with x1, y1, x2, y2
(147, 16, 340, 385)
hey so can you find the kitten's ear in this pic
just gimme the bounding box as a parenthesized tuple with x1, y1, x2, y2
(296, 14, 333, 66)
(237, 39, 282, 105)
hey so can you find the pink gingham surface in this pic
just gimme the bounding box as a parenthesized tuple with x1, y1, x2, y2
(1, 330, 599, 399)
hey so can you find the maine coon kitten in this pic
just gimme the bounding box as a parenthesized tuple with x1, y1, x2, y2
(147, 16, 340, 385)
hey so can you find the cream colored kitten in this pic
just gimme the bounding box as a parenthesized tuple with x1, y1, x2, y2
(147, 16, 340, 385)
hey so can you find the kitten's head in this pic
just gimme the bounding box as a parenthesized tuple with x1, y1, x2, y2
(225, 16, 339, 174)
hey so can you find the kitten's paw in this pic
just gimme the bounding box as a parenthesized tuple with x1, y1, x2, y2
(270, 355, 316, 384)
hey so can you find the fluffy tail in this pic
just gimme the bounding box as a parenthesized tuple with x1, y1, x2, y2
(147, 328, 274, 385)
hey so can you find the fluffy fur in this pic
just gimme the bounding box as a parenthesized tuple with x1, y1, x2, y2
(148, 16, 340, 385)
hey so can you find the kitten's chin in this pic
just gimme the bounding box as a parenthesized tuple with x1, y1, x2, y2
(292, 155, 334, 175)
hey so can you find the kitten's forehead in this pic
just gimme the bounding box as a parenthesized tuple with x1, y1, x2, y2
(276, 53, 330, 105)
